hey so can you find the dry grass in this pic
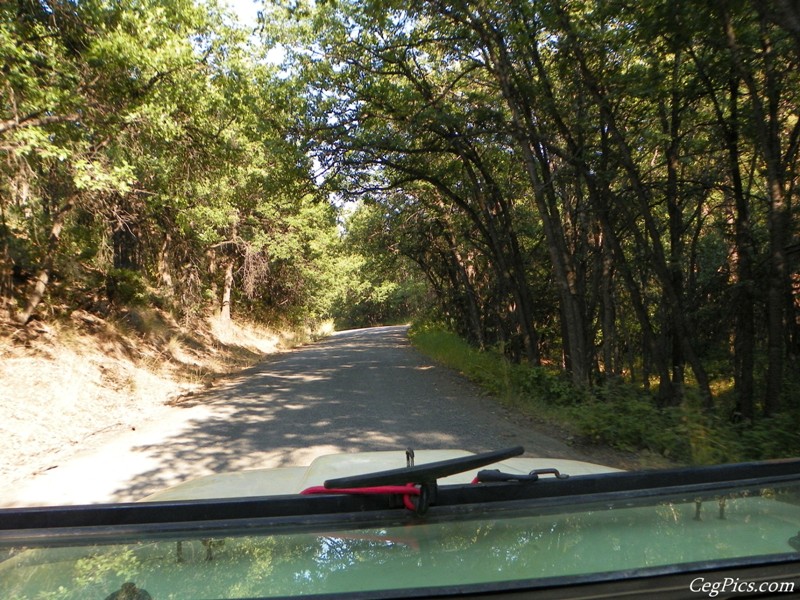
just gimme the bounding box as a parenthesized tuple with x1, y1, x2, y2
(0, 310, 318, 487)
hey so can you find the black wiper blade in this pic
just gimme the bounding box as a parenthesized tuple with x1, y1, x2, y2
(324, 446, 524, 489)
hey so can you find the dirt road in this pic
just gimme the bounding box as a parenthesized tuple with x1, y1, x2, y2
(2, 325, 607, 506)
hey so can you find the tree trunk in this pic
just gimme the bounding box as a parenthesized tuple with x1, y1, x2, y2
(0, 205, 12, 308)
(16, 195, 76, 324)
(505, 230, 541, 364)
(220, 259, 234, 323)
(480, 33, 588, 381)
(112, 217, 140, 270)
(450, 149, 540, 363)
(601, 242, 616, 376)
(764, 184, 789, 416)
(207, 248, 218, 304)
(158, 234, 174, 295)
(554, 0, 713, 406)
(447, 235, 485, 349)
(728, 78, 756, 421)
(661, 48, 687, 398)
(687, 48, 758, 419)
(591, 179, 675, 402)
(717, 3, 790, 415)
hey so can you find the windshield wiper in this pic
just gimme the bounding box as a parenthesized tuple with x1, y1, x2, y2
(323, 446, 524, 489)
(320, 446, 525, 515)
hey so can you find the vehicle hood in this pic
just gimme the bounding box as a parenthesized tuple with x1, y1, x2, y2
(142, 449, 620, 502)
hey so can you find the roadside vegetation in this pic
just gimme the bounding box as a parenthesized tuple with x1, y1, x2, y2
(410, 324, 800, 465)
(297, 0, 800, 463)
(2, 0, 799, 470)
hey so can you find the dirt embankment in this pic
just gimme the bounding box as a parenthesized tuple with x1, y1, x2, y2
(0, 308, 317, 489)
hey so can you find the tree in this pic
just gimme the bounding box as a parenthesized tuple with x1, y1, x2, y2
(283, 0, 798, 419)
(2, 0, 345, 331)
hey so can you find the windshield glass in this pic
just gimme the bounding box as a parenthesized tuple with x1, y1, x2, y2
(3, 479, 799, 599)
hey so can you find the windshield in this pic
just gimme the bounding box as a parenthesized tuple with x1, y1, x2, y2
(3, 461, 799, 599)
(3, 0, 800, 597)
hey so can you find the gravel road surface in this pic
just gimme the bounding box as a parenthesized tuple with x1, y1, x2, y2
(3, 325, 604, 506)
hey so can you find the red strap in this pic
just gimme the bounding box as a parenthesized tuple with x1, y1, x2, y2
(301, 483, 421, 511)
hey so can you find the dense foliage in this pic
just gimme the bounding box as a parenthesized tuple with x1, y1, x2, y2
(410, 324, 800, 462)
(0, 0, 349, 329)
(2, 0, 798, 445)
(278, 0, 799, 424)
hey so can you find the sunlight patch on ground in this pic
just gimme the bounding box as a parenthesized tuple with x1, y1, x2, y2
(271, 373, 328, 382)
(0, 313, 311, 495)
(346, 431, 401, 445)
(209, 316, 282, 355)
(414, 431, 460, 445)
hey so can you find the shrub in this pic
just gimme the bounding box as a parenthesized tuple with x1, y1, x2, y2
(105, 268, 148, 305)
(516, 366, 582, 406)
(570, 388, 671, 454)
(737, 412, 800, 460)
(410, 324, 799, 465)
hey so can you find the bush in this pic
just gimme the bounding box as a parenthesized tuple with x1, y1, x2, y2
(671, 409, 738, 465)
(516, 366, 581, 406)
(737, 412, 800, 460)
(410, 324, 799, 465)
(570, 385, 682, 456)
(105, 268, 148, 305)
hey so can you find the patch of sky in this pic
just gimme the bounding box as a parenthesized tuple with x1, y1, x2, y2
(202, 0, 286, 65)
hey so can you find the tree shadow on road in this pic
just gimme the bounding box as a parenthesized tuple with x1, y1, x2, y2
(114, 326, 581, 501)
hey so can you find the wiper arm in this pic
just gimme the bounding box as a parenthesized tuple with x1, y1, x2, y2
(324, 446, 524, 489)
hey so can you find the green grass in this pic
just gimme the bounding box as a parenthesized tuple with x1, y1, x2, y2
(407, 323, 584, 425)
(408, 325, 514, 399)
(409, 323, 800, 465)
